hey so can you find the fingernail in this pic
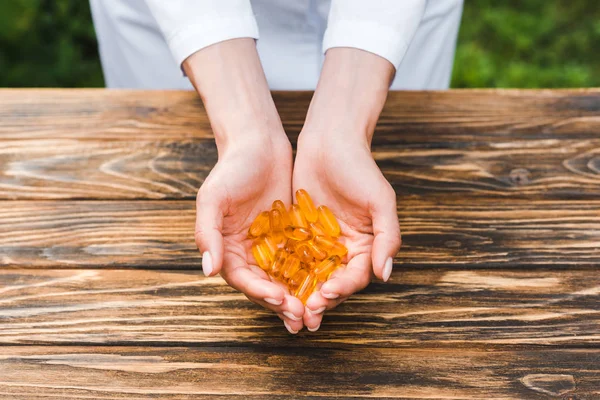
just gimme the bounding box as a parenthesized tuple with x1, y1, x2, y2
(283, 311, 301, 321)
(382, 257, 393, 282)
(283, 320, 298, 334)
(321, 290, 339, 299)
(308, 306, 326, 314)
(308, 324, 321, 332)
(202, 251, 213, 276)
(264, 297, 283, 306)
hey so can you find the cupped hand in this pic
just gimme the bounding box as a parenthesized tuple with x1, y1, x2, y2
(293, 133, 402, 331)
(195, 132, 305, 333)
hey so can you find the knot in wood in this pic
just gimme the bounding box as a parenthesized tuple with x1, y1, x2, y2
(509, 168, 531, 185)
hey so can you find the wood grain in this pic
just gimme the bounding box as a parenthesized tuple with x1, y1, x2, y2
(0, 346, 597, 399)
(0, 90, 599, 200)
(0, 269, 597, 346)
(1, 199, 599, 268)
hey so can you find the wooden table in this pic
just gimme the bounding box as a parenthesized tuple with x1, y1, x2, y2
(0, 89, 599, 399)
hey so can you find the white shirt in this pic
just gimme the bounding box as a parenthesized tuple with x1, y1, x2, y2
(90, 0, 463, 90)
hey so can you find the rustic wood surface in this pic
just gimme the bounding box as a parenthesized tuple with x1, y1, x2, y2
(1, 89, 599, 399)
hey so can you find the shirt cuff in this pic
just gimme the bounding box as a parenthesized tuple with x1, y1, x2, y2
(165, 15, 260, 67)
(322, 20, 412, 69)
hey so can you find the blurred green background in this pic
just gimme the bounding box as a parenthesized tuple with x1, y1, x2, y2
(1, 0, 598, 88)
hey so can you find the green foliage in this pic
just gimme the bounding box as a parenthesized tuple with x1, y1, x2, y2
(0, 0, 598, 88)
(451, 0, 600, 87)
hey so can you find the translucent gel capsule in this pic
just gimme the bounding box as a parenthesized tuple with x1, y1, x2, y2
(284, 238, 296, 254)
(263, 235, 278, 257)
(289, 204, 308, 228)
(295, 243, 314, 264)
(288, 268, 308, 290)
(248, 211, 270, 238)
(283, 226, 313, 241)
(251, 238, 274, 271)
(270, 249, 287, 278)
(313, 255, 342, 282)
(314, 235, 347, 257)
(269, 209, 286, 243)
(296, 189, 319, 223)
(295, 271, 317, 304)
(282, 254, 301, 279)
(309, 222, 328, 237)
(305, 240, 327, 261)
(317, 205, 341, 237)
(272, 200, 292, 226)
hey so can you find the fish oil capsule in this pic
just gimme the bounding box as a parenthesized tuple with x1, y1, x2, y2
(295, 243, 314, 264)
(288, 268, 308, 290)
(269, 209, 286, 243)
(248, 211, 270, 238)
(313, 235, 347, 257)
(309, 221, 328, 237)
(251, 238, 274, 271)
(305, 240, 327, 261)
(289, 204, 308, 228)
(270, 249, 287, 278)
(313, 255, 342, 282)
(282, 254, 302, 279)
(296, 189, 319, 223)
(295, 271, 317, 304)
(317, 205, 341, 237)
(263, 235, 278, 257)
(283, 226, 313, 241)
(272, 200, 292, 226)
(284, 238, 296, 254)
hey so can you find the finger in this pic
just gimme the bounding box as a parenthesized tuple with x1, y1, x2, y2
(320, 253, 371, 299)
(278, 313, 304, 334)
(370, 185, 401, 282)
(303, 305, 324, 332)
(195, 197, 224, 277)
(305, 290, 348, 316)
(222, 262, 287, 306)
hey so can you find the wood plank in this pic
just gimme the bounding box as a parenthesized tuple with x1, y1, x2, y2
(1, 200, 599, 268)
(0, 89, 599, 200)
(0, 269, 597, 346)
(0, 346, 597, 399)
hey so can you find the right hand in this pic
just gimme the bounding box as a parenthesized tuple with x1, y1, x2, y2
(195, 131, 306, 334)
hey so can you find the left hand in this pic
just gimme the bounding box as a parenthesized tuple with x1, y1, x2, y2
(293, 132, 401, 332)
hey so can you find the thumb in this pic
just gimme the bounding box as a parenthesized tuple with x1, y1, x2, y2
(370, 188, 401, 282)
(195, 198, 224, 277)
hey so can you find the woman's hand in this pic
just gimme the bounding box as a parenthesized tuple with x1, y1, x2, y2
(184, 38, 305, 333)
(293, 48, 401, 332)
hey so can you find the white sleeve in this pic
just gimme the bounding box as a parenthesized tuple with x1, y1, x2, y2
(323, 0, 427, 69)
(145, 0, 259, 66)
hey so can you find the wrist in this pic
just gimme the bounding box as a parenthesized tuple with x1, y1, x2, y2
(301, 48, 393, 146)
(183, 38, 285, 150)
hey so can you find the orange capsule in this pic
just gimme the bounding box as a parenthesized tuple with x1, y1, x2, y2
(313, 255, 342, 281)
(313, 235, 347, 257)
(296, 189, 319, 223)
(317, 205, 341, 237)
(284, 238, 296, 254)
(263, 235, 278, 257)
(282, 254, 301, 279)
(288, 268, 309, 290)
(251, 238, 274, 271)
(289, 204, 308, 228)
(295, 243, 314, 264)
(272, 200, 292, 226)
(305, 240, 327, 261)
(248, 211, 270, 238)
(284, 226, 313, 241)
(270, 249, 287, 278)
(309, 221, 328, 237)
(295, 271, 317, 304)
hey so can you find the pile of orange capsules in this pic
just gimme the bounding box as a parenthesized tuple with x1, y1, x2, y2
(248, 189, 347, 304)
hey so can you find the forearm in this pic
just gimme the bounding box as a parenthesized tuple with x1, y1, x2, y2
(183, 38, 284, 150)
(301, 48, 395, 146)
